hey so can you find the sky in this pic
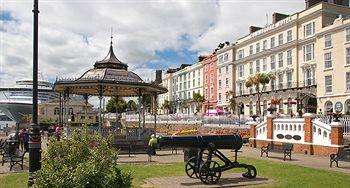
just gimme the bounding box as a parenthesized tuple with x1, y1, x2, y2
(0, 0, 305, 105)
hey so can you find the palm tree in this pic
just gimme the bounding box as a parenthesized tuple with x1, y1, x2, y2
(226, 91, 237, 114)
(161, 100, 170, 115)
(193, 93, 204, 114)
(245, 73, 275, 119)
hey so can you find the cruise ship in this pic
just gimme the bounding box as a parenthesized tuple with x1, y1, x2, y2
(0, 77, 59, 123)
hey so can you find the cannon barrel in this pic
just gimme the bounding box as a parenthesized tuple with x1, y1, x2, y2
(159, 134, 243, 150)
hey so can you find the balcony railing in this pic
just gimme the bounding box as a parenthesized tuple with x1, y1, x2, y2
(236, 80, 316, 96)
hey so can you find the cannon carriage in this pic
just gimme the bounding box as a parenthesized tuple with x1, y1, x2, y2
(159, 134, 257, 184)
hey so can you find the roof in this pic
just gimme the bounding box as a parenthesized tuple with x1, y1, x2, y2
(54, 40, 167, 97)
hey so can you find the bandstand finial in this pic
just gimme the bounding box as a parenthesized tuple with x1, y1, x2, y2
(110, 27, 113, 46)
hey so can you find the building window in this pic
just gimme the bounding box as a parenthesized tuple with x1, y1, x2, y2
(256, 43, 261, 53)
(210, 87, 214, 98)
(249, 62, 253, 75)
(325, 75, 332, 93)
(218, 93, 222, 103)
(225, 78, 229, 88)
(224, 53, 228, 61)
(270, 37, 275, 48)
(287, 30, 292, 42)
(303, 43, 314, 62)
(304, 22, 315, 37)
(346, 48, 350, 65)
(237, 49, 244, 59)
(225, 66, 229, 74)
(54, 107, 59, 115)
(287, 97, 292, 115)
(218, 80, 222, 89)
(239, 83, 243, 95)
(249, 45, 253, 55)
(218, 55, 223, 63)
(219, 68, 222, 76)
(278, 33, 283, 46)
(210, 63, 213, 70)
(278, 52, 283, 68)
(287, 71, 292, 88)
(279, 100, 284, 114)
(278, 73, 283, 90)
(324, 33, 332, 48)
(210, 73, 213, 83)
(205, 75, 208, 84)
(249, 101, 253, 115)
(263, 40, 267, 50)
(305, 69, 313, 86)
(270, 55, 275, 70)
(324, 52, 332, 69)
(345, 27, 350, 43)
(325, 101, 333, 113)
(198, 78, 200, 86)
(238, 64, 244, 77)
(287, 50, 292, 65)
(263, 100, 267, 115)
(256, 60, 260, 73)
(205, 88, 208, 99)
(263, 57, 267, 72)
(68, 108, 73, 115)
(346, 72, 350, 92)
(193, 79, 195, 87)
(271, 80, 275, 91)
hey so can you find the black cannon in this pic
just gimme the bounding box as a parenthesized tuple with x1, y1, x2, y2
(159, 134, 257, 184)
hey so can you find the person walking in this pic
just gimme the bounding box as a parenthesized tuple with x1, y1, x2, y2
(147, 134, 158, 161)
(24, 128, 29, 152)
(19, 129, 25, 151)
(55, 125, 62, 141)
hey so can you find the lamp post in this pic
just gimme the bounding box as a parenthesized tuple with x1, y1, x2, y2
(28, 0, 41, 186)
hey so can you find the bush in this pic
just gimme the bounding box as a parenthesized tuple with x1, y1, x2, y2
(34, 128, 132, 188)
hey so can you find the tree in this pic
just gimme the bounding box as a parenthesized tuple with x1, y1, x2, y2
(226, 91, 237, 114)
(161, 100, 170, 114)
(193, 93, 204, 114)
(106, 97, 127, 113)
(245, 73, 275, 118)
(34, 128, 132, 187)
(127, 100, 137, 112)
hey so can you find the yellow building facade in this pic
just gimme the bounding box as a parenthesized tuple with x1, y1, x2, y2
(233, 2, 350, 117)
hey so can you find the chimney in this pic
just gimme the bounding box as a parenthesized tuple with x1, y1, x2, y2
(305, 0, 349, 9)
(249, 26, 262, 34)
(272, 13, 289, 24)
(155, 70, 162, 84)
(198, 55, 207, 62)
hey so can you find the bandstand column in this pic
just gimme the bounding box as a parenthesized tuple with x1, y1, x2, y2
(83, 94, 88, 124)
(115, 96, 119, 127)
(138, 89, 142, 129)
(59, 92, 62, 125)
(98, 86, 103, 132)
(153, 94, 157, 136)
(66, 88, 70, 136)
(142, 95, 146, 128)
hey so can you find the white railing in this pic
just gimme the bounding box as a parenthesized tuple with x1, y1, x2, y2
(256, 121, 267, 140)
(315, 115, 350, 136)
(312, 119, 332, 146)
(273, 118, 304, 143)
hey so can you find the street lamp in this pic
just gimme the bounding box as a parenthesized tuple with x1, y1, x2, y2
(28, 0, 41, 186)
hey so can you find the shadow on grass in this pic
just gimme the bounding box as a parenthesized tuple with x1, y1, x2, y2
(180, 177, 270, 187)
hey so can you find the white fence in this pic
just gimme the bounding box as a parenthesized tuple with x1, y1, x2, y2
(316, 115, 350, 136)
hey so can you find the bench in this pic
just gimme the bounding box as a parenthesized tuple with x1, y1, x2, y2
(330, 148, 350, 167)
(0, 139, 6, 155)
(261, 143, 293, 161)
(2, 148, 26, 171)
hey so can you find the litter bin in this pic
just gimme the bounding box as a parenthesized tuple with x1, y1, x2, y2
(183, 147, 198, 162)
(6, 140, 19, 155)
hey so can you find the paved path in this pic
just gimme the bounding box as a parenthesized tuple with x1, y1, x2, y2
(118, 146, 350, 174)
(141, 174, 275, 188)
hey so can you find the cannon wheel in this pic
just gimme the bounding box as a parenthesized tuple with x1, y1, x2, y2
(199, 160, 221, 184)
(185, 157, 203, 178)
(242, 165, 257, 179)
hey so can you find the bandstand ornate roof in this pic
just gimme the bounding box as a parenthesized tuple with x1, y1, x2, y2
(54, 40, 167, 97)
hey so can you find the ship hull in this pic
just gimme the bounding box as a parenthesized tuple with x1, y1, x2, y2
(0, 102, 32, 123)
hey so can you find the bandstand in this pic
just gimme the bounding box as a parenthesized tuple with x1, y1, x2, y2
(53, 37, 167, 141)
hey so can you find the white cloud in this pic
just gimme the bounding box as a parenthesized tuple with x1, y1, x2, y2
(0, 0, 306, 108)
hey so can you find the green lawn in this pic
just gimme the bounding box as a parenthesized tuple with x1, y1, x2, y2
(1, 157, 349, 188)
